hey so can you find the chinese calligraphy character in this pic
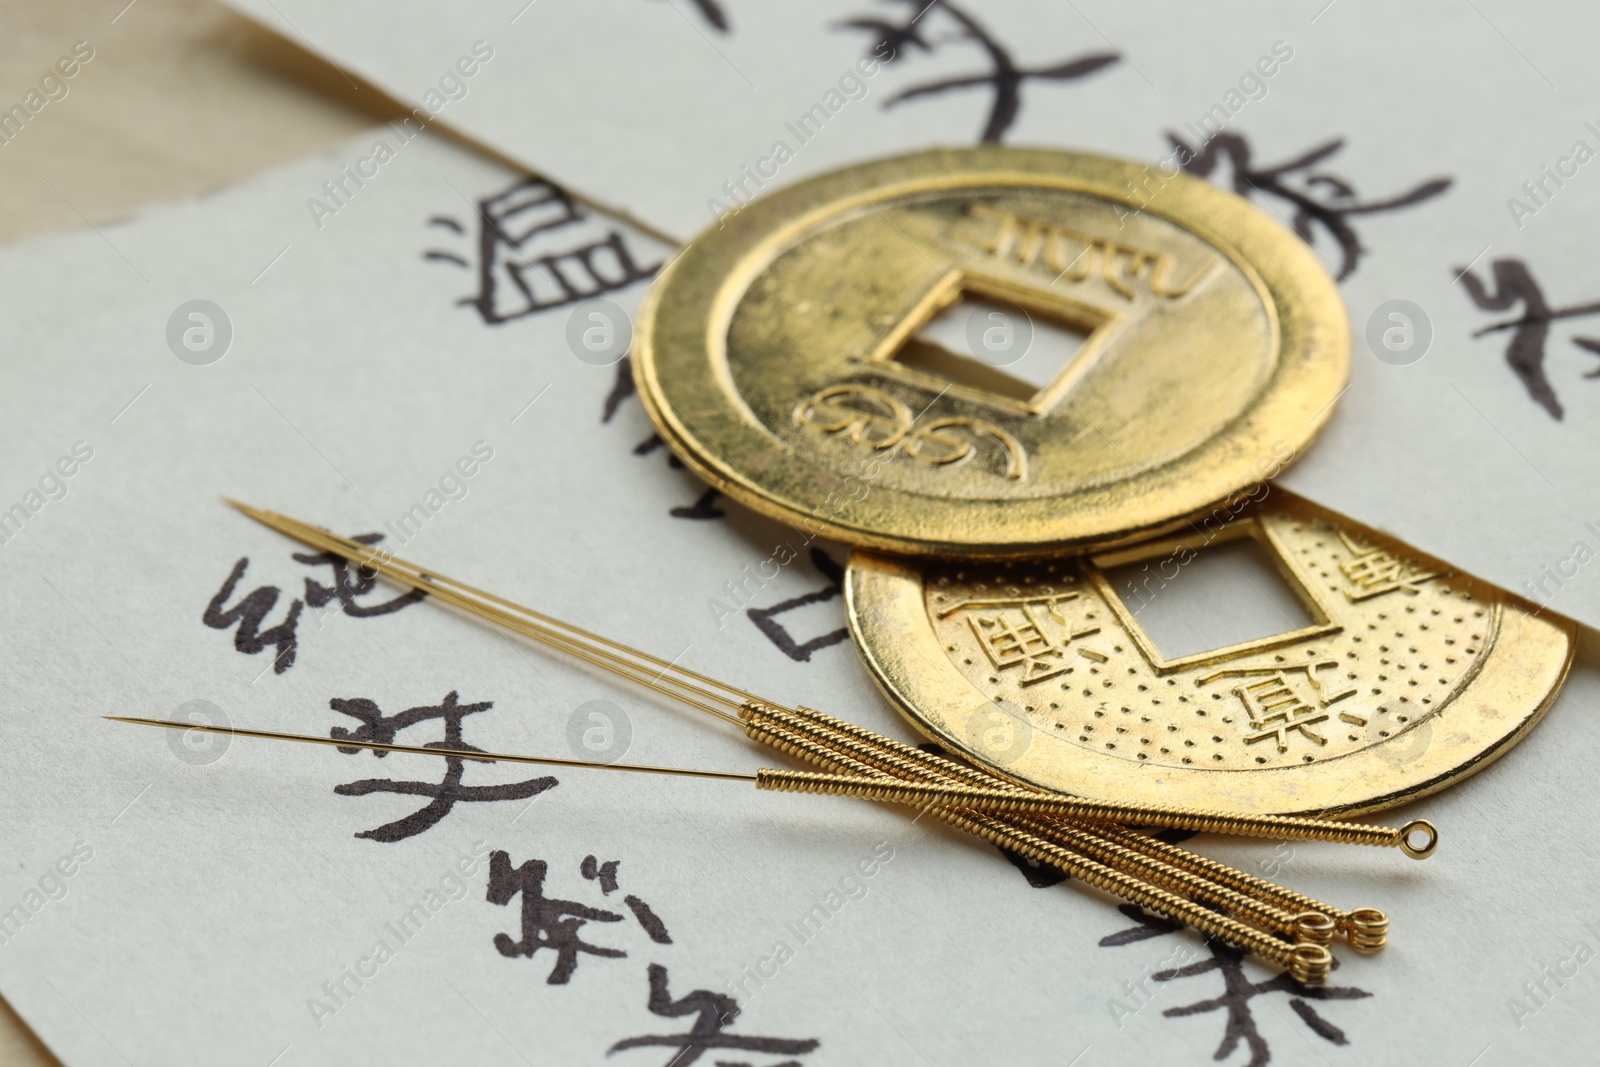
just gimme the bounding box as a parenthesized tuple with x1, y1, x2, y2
(971, 203, 1216, 300)
(602, 357, 638, 425)
(970, 600, 1102, 686)
(296, 533, 428, 618)
(203, 557, 303, 674)
(747, 549, 852, 663)
(608, 964, 820, 1066)
(581, 853, 675, 945)
(600, 358, 727, 521)
(488, 852, 672, 983)
(999, 847, 1071, 889)
(1456, 256, 1600, 420)
(203, 532, 424, 675)
(841, 0, 1119, 143)
(1100, 904, 1372, 1067)
(632, 434, 727, 520)
(1336, 532, 1439, 601)
(1233, 676, 1330, 753)
(1170, 132, 1451, 281)
(330, 691, 559, 842)
(423, 177, 661, 325)
(488, 852, 622, 983)
(937, 590, 1105, 686)
(1198, 662, 1357, 755)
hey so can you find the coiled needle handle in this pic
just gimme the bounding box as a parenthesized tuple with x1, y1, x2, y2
(754, 768, 1438, 858)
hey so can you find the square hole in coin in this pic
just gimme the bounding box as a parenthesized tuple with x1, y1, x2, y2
(889, 292, 1096, 408)
(1100, 535, 1317, 662)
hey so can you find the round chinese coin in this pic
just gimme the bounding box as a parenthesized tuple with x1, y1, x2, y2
(635, 146, 1348, 556)
(843, 493, 1574, 815)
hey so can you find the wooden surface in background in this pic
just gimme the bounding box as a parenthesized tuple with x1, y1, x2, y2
(0, 1, 403, 1061)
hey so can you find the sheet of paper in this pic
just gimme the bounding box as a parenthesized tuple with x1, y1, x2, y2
(215, 0, 1600, 630)
(0, 123, 1598, 1067)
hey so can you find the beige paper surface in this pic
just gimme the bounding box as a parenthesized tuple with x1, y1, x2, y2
(220, 0, 1600, 629)
(0, 122, 1594, 1067)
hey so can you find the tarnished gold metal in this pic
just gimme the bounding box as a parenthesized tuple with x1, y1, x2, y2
(106, 716, 762, 782)
(742, 702, 1367, 946)
(1295, 912, 1338, 948)
(125, 703, 1340, 982)
(1098, 826, 1382, 947)
(845, 489, 1576, 815)
(737, 704, 1333, 982)
(214, 503, 1369, 982)
(741, 715, 1300, 932)
(1347, 907, 1391, 955)
(634, 146, 1348, 556)
(743, 701, 1379, 949)
(753, 768, 1434, 855)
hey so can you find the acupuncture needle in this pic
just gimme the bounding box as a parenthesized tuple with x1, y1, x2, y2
(105, 716, 757, 781)
(224, 502, 761, 708)
(224, 501, 751, 726)
(103, 711, 1435, 856)
(204, 502, 1438, 854)
(103, 713, 1336, 983)
(123, 502, 1434, 983)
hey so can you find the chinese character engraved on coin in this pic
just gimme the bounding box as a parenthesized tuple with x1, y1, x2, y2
(636, 146, 1348, 556)
(844, 492, 1575, 815)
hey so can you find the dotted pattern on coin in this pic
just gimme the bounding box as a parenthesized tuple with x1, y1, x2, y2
(844, 493, 1575, 815)
(635, 147, 1349, 556)
(922, 525, 1493, 773)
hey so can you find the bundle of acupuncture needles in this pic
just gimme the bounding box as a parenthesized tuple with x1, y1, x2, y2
(110, 502, 1441, 986)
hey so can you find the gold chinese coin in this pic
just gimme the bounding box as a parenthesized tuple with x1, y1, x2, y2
(635, 146, 1348, 555)
(843, 491, 1575, 815)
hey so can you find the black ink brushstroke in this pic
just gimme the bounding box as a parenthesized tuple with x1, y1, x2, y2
(1097, 902, 1372, 1065)
(1573, 336, 1600, 378)
(999, 848, 1070, 888)
(582, 854, 622, 895)
(842, 0, 1119, 143)
(1097, 903, 1182, 947)
(1457, 257, 1600, 420)
(608, 964, 819, 1063)
(624, 895, 674, 945)
(295, 533, 427, 618)
(602, 356, 637, 424)
(438, 177, 661, 325)
(488, 851, 625, 984)
(202, 558, 302, 674)
(747, 549, 849, 662)
(670, 488, 726, 520)
(330, 692, 558, 842)
(1172, 132, 1451, 281)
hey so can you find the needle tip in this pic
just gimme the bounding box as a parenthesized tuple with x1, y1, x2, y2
(225, 499, 298, 537)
